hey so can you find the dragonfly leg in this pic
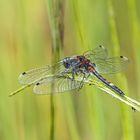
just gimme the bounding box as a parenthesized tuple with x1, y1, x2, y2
(61, 70, 73, 79)
(71, 67, 81, 80)
(78, 71, 90, 89)
(61, 70, 70, 75)
(72, 70, 75, 80)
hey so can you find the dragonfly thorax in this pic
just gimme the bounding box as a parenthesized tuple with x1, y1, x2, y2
(77, 55, 90, 65)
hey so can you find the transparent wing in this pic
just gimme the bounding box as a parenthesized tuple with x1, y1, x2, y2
(33, 75, 81, 94)
(84, 45, 108, 60)
(18, 62, 67, 85)
(94, 56, 129, 74)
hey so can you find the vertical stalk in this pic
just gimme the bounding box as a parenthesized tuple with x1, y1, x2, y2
(107, 0, 135, 140)
(47, 0, 65, 140)
(71, 0, 87, 50)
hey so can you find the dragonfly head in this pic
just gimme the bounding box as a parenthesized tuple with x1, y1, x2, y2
(63, 57, 72, 69)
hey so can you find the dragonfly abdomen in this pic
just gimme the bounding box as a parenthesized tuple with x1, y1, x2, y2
(93, 71, 125, 95)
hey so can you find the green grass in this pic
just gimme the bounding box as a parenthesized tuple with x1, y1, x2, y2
(1, 0, 140, 140)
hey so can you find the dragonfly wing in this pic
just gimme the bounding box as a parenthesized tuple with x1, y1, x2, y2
(84, 45, 108, 60)
(33, 75, 81, 94)
(18, 62, 66, 85)
(94, 56, 129, 74)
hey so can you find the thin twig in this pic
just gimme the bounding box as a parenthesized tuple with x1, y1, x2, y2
(9, 74, 140, 112)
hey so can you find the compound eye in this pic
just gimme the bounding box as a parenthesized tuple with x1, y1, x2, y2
(64, 62, 70, 68)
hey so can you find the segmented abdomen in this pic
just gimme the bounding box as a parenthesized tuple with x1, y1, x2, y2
(93, 71, 125, 95)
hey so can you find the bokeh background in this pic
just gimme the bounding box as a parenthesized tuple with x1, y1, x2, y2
(0, 0, 140, 140)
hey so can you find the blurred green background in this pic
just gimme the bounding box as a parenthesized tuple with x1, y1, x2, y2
(0, 0, 140, 140)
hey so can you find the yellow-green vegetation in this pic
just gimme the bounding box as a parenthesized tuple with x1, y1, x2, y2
(1, 0, 140, 140)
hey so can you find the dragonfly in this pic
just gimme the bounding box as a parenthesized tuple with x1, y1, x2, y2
(17, 45, 129, 95)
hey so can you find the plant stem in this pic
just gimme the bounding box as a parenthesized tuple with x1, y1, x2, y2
(47, 0, 65, 140)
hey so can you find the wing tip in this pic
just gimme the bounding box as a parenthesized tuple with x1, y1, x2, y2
(22, 72, 26, 75)
(99, 45, 104, 49)
(120, 56, 129, 61)
(18, 73, 25, 84)
(36, 82, 40, 85)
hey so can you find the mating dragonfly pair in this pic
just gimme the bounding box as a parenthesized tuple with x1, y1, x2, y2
(18, 46, 129, 95)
